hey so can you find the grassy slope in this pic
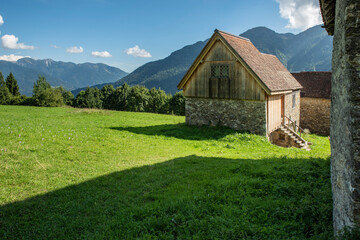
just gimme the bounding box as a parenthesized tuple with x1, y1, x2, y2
(0, 106, 332, 239)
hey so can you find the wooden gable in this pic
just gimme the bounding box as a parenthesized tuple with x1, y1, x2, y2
(183, 37, 266, 101)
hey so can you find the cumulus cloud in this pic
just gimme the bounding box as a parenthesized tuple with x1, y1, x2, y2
(0, 54, 30, 62)
(125, 45, 151, 58)
(276, 0, 322, 30)
(1, 34, 35, 50)
(0, 15, 4, 26)
(66, 46, 83, 53)
(51, 44, 60, 49)
(91, 51, 112, 58)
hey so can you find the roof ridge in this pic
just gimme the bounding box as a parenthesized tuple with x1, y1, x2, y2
(214, 29, 250, 42)
(292, 71, 332, 74)
(261, 52, 276, 57)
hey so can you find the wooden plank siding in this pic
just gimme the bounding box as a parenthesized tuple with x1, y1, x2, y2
(183, 40, 266, 101)
(267, 94, 283, 133)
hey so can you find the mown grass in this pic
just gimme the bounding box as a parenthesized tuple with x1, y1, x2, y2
(0, 105, 332, 239)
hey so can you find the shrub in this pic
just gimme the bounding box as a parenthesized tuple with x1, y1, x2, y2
(169, 91, 185, 115)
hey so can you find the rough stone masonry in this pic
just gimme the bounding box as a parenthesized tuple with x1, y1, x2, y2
(185, 98, 267, 135)
(330, 0, 360, 233)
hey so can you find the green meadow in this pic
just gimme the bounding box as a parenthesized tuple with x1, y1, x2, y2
(0, 105, 332, 239)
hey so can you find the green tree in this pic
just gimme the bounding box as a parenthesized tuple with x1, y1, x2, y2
(115, 83, 131, 111)
(105, 83, 131, 111)
(57, 86, 74, 106)
(0, 72, 11, 104)
(32, 76, 63, 107)
(169, 91, 185, 115)
(127, 85, 150, 112)
(101, 84, 115, 109)
(43, 87, 64, 107)
(147, 88, 170, 114)
(33, 76, 51, 106)
(6, 72, 20, 96)
(74, 90, 87, 108)
(74, 87, 102, 109)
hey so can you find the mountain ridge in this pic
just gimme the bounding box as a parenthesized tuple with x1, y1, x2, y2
(0, 25, 333, 96)
(0, 58, 128, 96)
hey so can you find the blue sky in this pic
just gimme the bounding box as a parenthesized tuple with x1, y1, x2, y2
(0, 0, 322, 73)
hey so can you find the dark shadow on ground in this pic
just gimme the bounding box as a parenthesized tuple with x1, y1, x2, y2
(0, 155, 333, 239)
(109, 123, 241, 140)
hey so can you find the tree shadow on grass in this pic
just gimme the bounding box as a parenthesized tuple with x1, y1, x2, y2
(0, 155, 333, 239)
(109, 123, 241, 140)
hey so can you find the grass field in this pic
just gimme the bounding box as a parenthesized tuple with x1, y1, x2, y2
(0, 105, 332, 239)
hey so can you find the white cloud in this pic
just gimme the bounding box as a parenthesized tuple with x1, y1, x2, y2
(51, 44, 60, 49)
(66, 46, 83, 53)
(1, 34, 35, 50)
(0, 15, 4, 26)
(125, 45, 151, 58)
(276, 0, 322, 31)
(91, 50, 112, 58)
(0, 54, 30, 62)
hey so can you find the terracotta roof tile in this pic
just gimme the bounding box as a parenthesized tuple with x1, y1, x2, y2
(217, 30, 302, 92)
(291, 72, 331, 98)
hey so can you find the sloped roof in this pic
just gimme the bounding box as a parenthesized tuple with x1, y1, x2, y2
(319, 0, 335, 35)
(178, 29, 302, 93)
(292, 71, 331, 99)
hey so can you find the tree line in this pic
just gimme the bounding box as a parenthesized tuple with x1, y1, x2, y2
(0, 72, 185, 115)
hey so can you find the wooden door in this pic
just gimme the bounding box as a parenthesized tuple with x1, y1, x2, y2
(281, 95, 285, 121)
(267, 95, 283, 134)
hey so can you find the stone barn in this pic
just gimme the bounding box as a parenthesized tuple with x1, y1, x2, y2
(292, 71, 331, 136)
(177, 30, 308, 149)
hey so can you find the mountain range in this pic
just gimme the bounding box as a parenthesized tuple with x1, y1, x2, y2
(0, 25, 332, 96)
(0, 58, 128, 96)
(240, 25, 332, 72)
(76, 24, 332, 95)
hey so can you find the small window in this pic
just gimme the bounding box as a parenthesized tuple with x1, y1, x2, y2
(211, 65, 229, 78)
(292, 94, 296, 108)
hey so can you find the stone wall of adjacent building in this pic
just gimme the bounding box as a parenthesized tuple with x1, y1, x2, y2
(300, 98, 330, 136)
(185, 97, 267, 135)
(285, 90, 301, 129)
(331, 0, 360, 233)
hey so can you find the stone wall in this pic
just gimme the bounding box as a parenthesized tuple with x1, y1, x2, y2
(300, 98, 330, 136)
(331, 0, 360, 233)
(270, 128, 305, 149)
(185, 97, 267, 135)
(285, 90, 301, 128)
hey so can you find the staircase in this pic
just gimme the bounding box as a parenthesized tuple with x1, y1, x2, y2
(279, 124, 311, 151)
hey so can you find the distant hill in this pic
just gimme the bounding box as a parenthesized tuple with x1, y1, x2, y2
(115, 40, 207, 94)
(0, 58, 128, 96)
(77, 25, 331, 95)
(71, 40, 207, 96)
